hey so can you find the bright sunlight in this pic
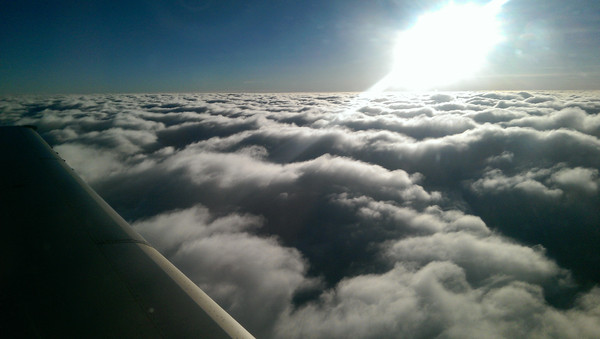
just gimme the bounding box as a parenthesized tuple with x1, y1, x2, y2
(373, 0, 509, 91)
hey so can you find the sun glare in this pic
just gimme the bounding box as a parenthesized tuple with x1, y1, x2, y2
(375, 0, 508, 91)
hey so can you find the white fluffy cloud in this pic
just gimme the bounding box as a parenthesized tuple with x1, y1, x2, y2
(133, 206, 308, 337)
(2, 91, 600, 338)
(275, 264, 600, 339)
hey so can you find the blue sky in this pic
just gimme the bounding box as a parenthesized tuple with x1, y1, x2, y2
(1, 0, 599, 93)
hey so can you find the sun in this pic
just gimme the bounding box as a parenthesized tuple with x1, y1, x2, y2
(374, 0, 508, 91)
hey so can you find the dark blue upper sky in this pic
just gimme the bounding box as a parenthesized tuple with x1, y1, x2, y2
(1, 0, 599, 93)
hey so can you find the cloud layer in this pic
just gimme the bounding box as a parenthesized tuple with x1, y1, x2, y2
(2, 91, 600, 338)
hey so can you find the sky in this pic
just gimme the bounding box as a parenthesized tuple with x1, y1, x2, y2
(1, 0, 600, 93)
(1, 90, 600, 338)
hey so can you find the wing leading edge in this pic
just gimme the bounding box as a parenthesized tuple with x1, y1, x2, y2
(0, 126, 254, 338)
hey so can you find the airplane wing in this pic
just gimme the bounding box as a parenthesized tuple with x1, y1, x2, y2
(0, 126, 254, 338)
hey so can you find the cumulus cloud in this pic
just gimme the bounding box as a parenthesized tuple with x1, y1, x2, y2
(506, 107, 600, 136)
(133, 206, 308, 337)
(2, 90, 600, 338)
(551, 167, 599, 195)
(469, 168, 563, 199)
(275, 265, 600, 339)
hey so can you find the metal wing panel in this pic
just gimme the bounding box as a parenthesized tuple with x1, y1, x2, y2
(0, 126, 254, 338)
